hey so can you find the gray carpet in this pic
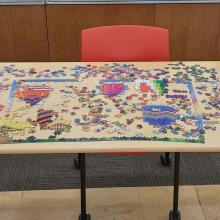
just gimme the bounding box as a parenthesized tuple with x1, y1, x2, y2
(0, 153, 219, 191)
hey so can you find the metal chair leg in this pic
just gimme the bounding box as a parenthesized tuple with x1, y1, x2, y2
(169, 152, 181, 220)
(161, 152, 171, 166)
(74, 153, 80, 169)
(78, 153, 91, 220)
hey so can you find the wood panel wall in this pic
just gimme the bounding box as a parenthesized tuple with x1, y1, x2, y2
(155, 4, 220, 61)
(0, 6, 49, 62)
(46, 5, 155, 61)
(0, 4, 220, 62)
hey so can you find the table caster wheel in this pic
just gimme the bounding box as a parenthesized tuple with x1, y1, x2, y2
(160, 154, 171, 166)
(74, 158, 80, 169)
(169, 210, 181, 220)
(78, 214, 91, 220)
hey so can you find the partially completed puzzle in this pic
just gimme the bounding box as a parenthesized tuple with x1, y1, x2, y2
(0, 62, 219, 144)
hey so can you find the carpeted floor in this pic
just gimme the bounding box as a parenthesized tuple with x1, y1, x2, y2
(0, 153, 219, 191)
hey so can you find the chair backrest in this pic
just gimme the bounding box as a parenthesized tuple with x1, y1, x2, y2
(81, 25, 169, 62)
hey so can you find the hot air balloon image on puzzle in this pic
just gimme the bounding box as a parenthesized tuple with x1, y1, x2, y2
(14, 84, 52, 106)
(142, 105, 178, 127)
(99, 83, 125, 96)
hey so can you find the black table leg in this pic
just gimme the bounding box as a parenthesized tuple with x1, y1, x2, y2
(78, 153, 91, 220)
(169, 152, 181, 220)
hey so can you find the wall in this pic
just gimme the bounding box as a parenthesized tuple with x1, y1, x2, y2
(0, 6, 49, 61)
(0, 4, 220, 61)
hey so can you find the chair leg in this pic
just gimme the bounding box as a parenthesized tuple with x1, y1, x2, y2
(160, 152, 171, 166)
(78, 153, 91, 220)
(169, 152, 181, 220)
(74, 153, 80, 169)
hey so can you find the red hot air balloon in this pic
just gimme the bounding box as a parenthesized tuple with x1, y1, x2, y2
(99, 83, 125, 96)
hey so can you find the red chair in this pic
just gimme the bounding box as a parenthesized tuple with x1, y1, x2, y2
(81, 25, 169, 62)
(75, 25, 171, 169)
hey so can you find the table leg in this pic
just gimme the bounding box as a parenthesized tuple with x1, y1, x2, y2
(78, 153, 91, 220)
(169, 152, 181, 220)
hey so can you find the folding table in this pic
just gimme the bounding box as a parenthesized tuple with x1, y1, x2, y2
(0, 61, 220, 220)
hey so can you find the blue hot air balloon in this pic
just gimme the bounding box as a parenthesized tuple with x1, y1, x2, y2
(142, 105, 177, 126)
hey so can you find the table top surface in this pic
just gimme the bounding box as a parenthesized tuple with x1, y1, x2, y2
(0, 61, 220, 154)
